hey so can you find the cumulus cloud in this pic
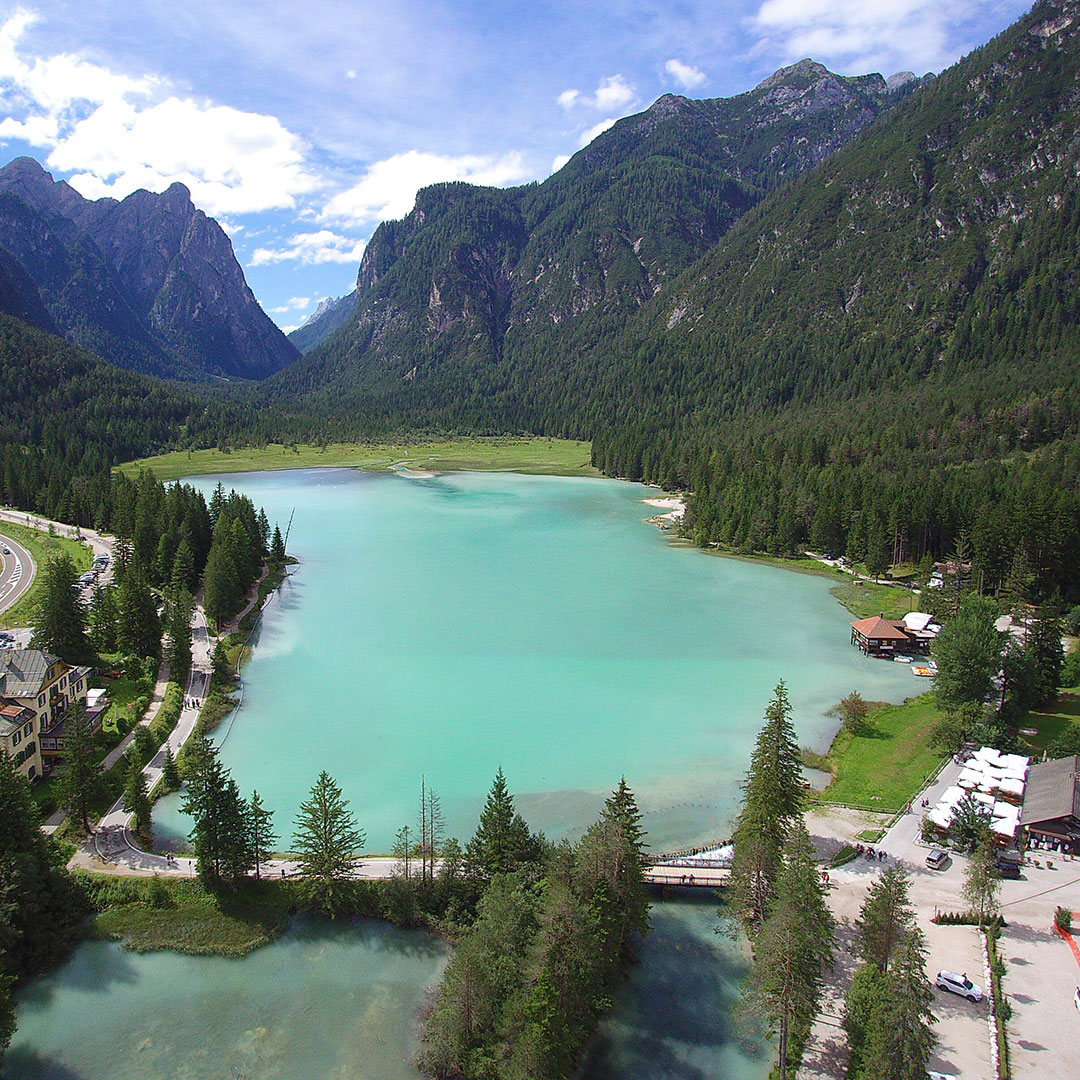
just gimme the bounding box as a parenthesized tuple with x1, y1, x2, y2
(748, 0, 971, 72)
(321, 149, 529, 225)
(270, 296, 312, 313)
(557, 74, 636, 112)
(665, 58, 707, 90)
(551, 153, 571, 174)
(250, 230, 366, 266)
(0, 11, 317, 216)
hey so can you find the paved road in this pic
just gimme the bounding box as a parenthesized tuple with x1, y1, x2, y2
(0, 531, 36, 614)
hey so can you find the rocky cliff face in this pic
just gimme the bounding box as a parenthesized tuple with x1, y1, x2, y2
(0, 158, 297, 381)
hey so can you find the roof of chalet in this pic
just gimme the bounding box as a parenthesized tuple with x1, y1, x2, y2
(850, 616, 912, 641)
(0, 698, 33, 737)
(1021, 755, 1080, 827)
(0, 649, 61, 698)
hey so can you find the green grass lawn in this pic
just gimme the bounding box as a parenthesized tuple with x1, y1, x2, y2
(89, 876, 295, 957)
(808, 693, 947, 811)
(1016, 688, 1080, 756)
(0, 519, 93, 629)
(118, 437, 598, 482)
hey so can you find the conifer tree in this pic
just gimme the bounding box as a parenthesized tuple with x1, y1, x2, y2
(293, 771, 366, 915)
(87, 584, 119, 653)
(270, 524, 286, 563)
(246, 790, 277, 880)
(858, 863, 916, 972)
(745, 822, 834, 1080)
(30, 553, 90, 663)
(122, 759, 152, 841)
(58, 702, 103, 834)
(730, 681, 804, 934)
(165, 589, 194, 688)
(464, 768, 539, 882)
(161, 745, 180, 791)
(116, 565, 161, 658)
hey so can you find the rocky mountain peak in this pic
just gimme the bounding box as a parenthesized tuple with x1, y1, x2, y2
(754, 58, 832, 92)
(886, 70, 918, 92)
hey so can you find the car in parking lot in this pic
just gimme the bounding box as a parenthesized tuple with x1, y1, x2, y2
(935, 970, 984, 1002)
(926, 849, 949, 871)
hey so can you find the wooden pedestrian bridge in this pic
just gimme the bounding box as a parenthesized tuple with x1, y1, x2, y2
(643, 840, 732, 889)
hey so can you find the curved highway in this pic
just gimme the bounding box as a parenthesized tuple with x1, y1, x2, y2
(0, 532, 36, 615)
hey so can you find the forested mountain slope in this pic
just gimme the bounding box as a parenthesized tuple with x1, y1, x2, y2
(271, 0, 1080, 600)
(0, 158, 297, 381)
(288, 291, 358, 354)
(272, 59, 915, 408)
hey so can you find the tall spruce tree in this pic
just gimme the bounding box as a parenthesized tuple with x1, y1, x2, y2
(745, 822, 834, 1080)
(58, 702, 103, 834)
(962, 831, 1002, 926)
(730, 681, 805, 934)
(293, 771, 366, 915)
(464, 768, 540, 882)
(30, 553, 90, 663)
(165, 588, 194, 688)
(122, 759, 152, 841)
(246, 790, 277, 880)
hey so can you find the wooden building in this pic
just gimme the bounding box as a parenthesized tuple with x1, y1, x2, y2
(850, 615, 914, 657)
(1020, 755, 1080, 854)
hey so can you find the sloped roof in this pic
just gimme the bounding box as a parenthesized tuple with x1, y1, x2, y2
(0, 649, 60, 698)
(851, 616, 911, 640)
(1021, 755, 1080, 826)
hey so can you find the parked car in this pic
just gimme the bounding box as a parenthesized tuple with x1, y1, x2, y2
(2, 546, 9, 554)
(928, 1072, 958, 1080)
(926, 849, 949, 871)
(994, 853, 1022, 879)
(935, 970, 984, 1002)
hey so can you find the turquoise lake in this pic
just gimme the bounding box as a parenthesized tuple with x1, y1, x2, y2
(14, 469, 918, 1080)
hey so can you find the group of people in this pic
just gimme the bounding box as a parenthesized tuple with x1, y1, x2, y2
(185, 696, 201, 709)
(855, 843, 887, 862)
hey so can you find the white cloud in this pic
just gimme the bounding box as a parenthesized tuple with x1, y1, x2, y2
(218, 218, 243, 236)
(321, 148, 529, 226)
(551, 153, 571, 174)
(578, 118, 618, 147)
(557, 74, 636, 112)
(748, 0, 969, 72)
(665, 58, 708, 90)
(270, 296, 312, 313)
(0, 11, 317, 216)
(346, 69, 357, 79)
(250, 230, 366, 266)
(280, 324, 301, 335)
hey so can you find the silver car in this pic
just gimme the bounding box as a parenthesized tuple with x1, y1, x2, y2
(935, 970, 984, 1002)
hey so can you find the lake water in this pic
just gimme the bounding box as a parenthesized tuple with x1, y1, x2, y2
(16, 469, 917, 1080)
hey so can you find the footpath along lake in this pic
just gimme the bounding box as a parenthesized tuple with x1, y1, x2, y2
(12, 469, 915, 1079)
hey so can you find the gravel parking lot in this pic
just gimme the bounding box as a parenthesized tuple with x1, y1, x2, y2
(923, 921, 992, 1080)
(999, 916, 1080, 1080)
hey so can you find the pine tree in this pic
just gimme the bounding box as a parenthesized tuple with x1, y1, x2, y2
(30, 553, 90, 663)
(122, 759, 152, 841)
(116, 566, 161, 658)
(858, 864, 916, 972)
(170, 537, 196, 594)
(932, 595, 1002, 713)
(293, 771, 366, 915)
(165, 589, 194, 688)
(464, 768, 539, 882)
(270, 524, 286, 563)
(730, 681, 805, 934)
(745, 822, 834, 1080)
(58, 702, 103, 834)
(246, 790, 277, 880)
(0, 752, 89, 980)
(87, 584, 119, 653)
(161, 745, 180, 791)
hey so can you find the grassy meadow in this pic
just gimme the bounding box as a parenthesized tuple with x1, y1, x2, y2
(0, 519, 92, 629)
(118, 437, 598, 482)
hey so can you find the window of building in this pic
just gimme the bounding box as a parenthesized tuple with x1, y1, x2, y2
(22, 721, 32, 736)
(28, 765, 35, 779)
(38, 694, 45, 707)
(60, 676, 67, 690)
(12, 730, 20, 746)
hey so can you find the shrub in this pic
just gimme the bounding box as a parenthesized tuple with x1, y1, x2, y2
(1055, 906, 1072, 932)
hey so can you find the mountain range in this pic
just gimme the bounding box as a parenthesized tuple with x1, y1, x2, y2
(0, 157, 296, 381)
(2, 0, 1078, 599)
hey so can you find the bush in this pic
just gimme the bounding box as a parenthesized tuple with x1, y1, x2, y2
(1061, 649, 1080, 689)
(1055, 906, 1072, 932)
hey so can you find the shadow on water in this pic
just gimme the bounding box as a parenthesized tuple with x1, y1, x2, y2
(582, 893, 770, 1080)
(3, 1048, 90, 1080)
(288, 915, 447, 962)
(17, 942, 140, 1009)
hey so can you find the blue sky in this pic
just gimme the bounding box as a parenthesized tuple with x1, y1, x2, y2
(0, 0, 1032, 331)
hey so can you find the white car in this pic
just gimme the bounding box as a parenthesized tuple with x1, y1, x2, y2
(935, 970, 984, 1002)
